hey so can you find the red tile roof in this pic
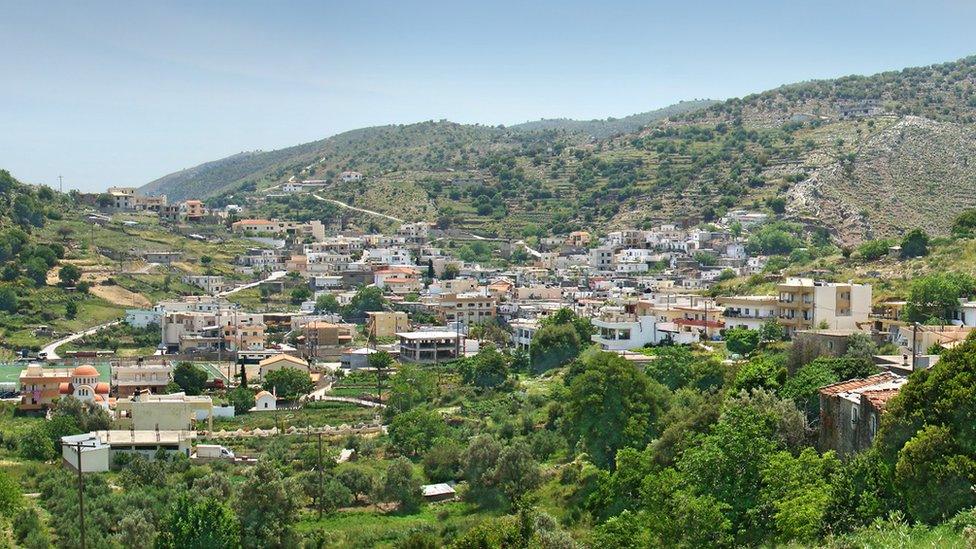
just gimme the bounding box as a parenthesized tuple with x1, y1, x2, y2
(818, 373, 898, 396)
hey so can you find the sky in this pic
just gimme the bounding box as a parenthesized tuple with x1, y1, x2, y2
(2, 0, 976, 192)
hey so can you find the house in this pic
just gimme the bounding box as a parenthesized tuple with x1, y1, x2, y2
(125, 309, 161, 329)
(818, 372, 906, 457)
(231, 219, 326, 241)
(255, 390, 277, 411)
(61, 430, 194, 473)
(340, 347, 381, 369)
(421, 483, 456, 502)
(366, 311, 410, 338)
(106, 186, 167, 212)
(397, 331, 462, 364)
(303, 321, 355, 357)
(777, 278, 872, 336)
(434, 292, 497, 326)
(144, 251, 182, 264)
(115, 391, 215, 431)
(111, 360, 173, 397)
(339, 171, 364, 183)
(18, 364, 73, 410)
(510, 319, 540, 351)
(258, 354, 310, 379)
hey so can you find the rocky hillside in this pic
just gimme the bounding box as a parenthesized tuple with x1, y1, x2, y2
(142, 56, 976, 243)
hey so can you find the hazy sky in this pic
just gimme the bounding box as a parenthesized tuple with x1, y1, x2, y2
(2, 1, 976, 192)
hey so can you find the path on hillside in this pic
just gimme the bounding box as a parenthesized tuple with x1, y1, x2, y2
(311, 193, 404, 223)
(41, 320, 121, 361)
(217, 270, 287, 297)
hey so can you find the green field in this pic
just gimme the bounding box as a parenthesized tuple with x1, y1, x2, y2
(0, 362, 111, 384)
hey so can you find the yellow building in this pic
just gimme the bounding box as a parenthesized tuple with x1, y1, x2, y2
(366, 311, 410, 339)
(115, 392, 214, 431)
(18, 364, 72, 411)
(258, 354, 311, 380)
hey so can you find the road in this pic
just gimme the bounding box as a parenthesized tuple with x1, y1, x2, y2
(217, 270, 287, 297)
(311, 193, 404, 223)
(40, 320, 121, 361)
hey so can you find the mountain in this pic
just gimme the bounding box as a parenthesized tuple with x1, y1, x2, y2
(509, 100, 718, 139)
(143, 56, 976, 243)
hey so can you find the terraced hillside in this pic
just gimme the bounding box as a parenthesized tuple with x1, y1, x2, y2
(143, 56, 976, 243)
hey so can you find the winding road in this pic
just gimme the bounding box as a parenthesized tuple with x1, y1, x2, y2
(40, 320, 121, 361)
(217, 270, 287, 297)
(311, 193, 404, 223)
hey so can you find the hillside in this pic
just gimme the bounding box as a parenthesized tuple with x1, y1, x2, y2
(143, 56, 976, 243)
(509, 99, 717, 138)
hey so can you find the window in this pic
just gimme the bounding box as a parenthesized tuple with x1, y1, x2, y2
(851, 405, 859, 425)
(870, 414, 878, 438)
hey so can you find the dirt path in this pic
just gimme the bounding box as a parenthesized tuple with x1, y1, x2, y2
(89, 284, 152, 308)
(311, 193, 404, 223)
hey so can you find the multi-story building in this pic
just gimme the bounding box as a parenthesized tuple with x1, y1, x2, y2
(18, 364, 73, 410)
(366, 311, 410, 338)
(231, 219, 326, 241)
(111, 361, 174, 397)
(107, 186, 167, 212)
(181, 275, 227, 294)
(397, 331, 462, 364)
(510, 319, 540, 351)
(777, 278, 872, 336)
(818, 372, 905, 458)
(434, 292, 497, 326)
(115, 392, 215, 431)
(716, 295, 779, 331)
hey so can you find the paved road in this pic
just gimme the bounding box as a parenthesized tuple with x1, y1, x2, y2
(40, 320, 121, 361)
(311, 194, 404, 223)
(217, 270, 287, 297)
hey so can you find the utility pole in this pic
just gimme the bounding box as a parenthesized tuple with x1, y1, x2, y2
(317, 432, 324, 520)
(58, 175, 63, 194)
(912, 322, 919, 372)
(64, 440, 97, 549)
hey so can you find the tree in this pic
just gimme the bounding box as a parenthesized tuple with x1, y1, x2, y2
(386, 363, 436, 415)
(290, 286, 311, 305)
(759, 319, 783, 344)
(894, 424, 976, 524)
(856, 239, 891, 261)
(724, 327, 759, 355)
(731, 354, 787, 393)
(565, 352, 669, 468)
(0, 287, 17, 313)
(236, 461, 300, 548)
(379, 457, 422, 513)
(342, 286, 385, 318)
(952, 208, 976, 236)
(904, 272, 976, 323)
(0, 469, 23, 518)
(226, 386, 255, 414)
(24, 257, 48, 286)
(760, 449, 840, 543)
(459, 346, 509, 389)
(442, 263, 460, 280)
(388, 407, 447, 457)
(900, 228, 929, 258)
(314, 293, 340, 314)
(58, 264, 81, 286)
(492, 442, 541, 502)
(173, 362, 207, 395)
(65, 300, 78, 320)
(422, 438, 464, 482)
(781, 360, 839, 421)
(845, 332, 878, 361)
(530, 323, 581, 373)
(337, 465, 375, 503)
(262, 367, 313, 400)
(462, 435, 503, 507)
(158, 493, 240, 549)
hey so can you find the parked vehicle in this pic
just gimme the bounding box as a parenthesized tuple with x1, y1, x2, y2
(193, 444, 235, 459)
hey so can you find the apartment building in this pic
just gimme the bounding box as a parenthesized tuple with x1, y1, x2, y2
(716, 295, 779, 331)
(435, 292, 497, 326)
(115, 392, 215, 431)
(111, 361, 174, 397)
(231, 219, 326, 240)
(510, 319, 540, 351)
(107, 186, 167, 212)
(397, 331, 462, 364)
(777, 278, 872, 336)
(18, 365, 73, 410)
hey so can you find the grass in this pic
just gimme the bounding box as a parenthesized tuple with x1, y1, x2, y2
(295, 501, 494, 548)
(0, 362, 110, 383)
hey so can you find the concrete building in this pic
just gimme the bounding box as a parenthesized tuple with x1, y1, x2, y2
(231, 219, 326, 241)
(111, 361, 173, 397)
(716, 295, 779, 331)
(434, 292, 497, 326)
(18, 364, 73, 410)
(258, 354, 310, 379)
(777, 278, 872, 336)
(397, 331, 462, 364)
(255, 390, 277, 411)
(366, 311, 410, 338)
(62, 430, 194, 472)
(58, 365, 110, 409)
(107, 186, 167, 212)
(115, 392, 215, 431)
(510, 319, 540, 351)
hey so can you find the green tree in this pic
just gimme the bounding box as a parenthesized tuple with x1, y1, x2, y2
(313, 293, 340, 314)
(422, 438, 464, 483)
(529, 323, 581, 373)
(731, 354, 787, 393)
(565, 352, 669, 468)
(236, 461, 300, 548)
(173, 362, 208, 395)
(388, 407, 447, 457)
(158, 493, 240, 549)
(760, 448, 841, 542)
(290, 286, 312, 305)
(64, 300, 78, 319)
(952, 208, 976, 236)
(900, 228, 929, 258)
(0, 469, 23, 518)
(337, 465, 375, 503)
(0, 287, 18, 313)
(904, 272, 975, 323)
(492, 441, 541, 503)
(58, 264, 81, 286)
(856, 239, 891, 261)
(262, 367, 313, 400)
(459, 346, 509, 389)
(724, 327, 759, 355)
(780, 360, 839, 421)
(379, 457, 422, 513)
(342, 286, 386, 318)
(386, 363, 436, 415)
(226, 386, 255, 414)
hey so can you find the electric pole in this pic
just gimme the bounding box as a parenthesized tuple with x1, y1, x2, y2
(58, 175, 63, 194)
(317, 432, 324, 520)
(64, 440, 97, 549)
